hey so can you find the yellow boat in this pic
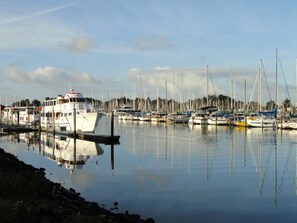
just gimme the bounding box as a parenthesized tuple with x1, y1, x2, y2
(233, 117, 250, 127)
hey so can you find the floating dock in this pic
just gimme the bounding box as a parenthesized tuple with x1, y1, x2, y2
(0, 125, 38, 134)
(1, 125, 120, 145)
(76, 132, 120, 145)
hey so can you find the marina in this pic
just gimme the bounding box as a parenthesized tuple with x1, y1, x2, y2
(2, 1, 297, 222)
(1, 116, 297, 222)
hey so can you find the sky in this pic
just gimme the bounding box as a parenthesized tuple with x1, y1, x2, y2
(1, 0, 297, 106)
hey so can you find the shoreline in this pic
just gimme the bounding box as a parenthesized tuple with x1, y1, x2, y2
(0, 148, 154, 223)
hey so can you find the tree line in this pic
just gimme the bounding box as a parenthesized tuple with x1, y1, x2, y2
(0, 95, 293, 113)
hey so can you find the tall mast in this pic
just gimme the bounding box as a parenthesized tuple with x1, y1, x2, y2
(275, 48, 278, 109)
(172, 74, 174, 113)
(133, 81, 136, 110)
(179, 73, 182, 112)
(207, 65, 209, 106)
(295, 58, 297, 112)
(230, 69, 233, 111)
(244, 79, 247, 112)
(165, 81, 168, 114)
(234, 73, 236, 111)
(259, 60, 262, 111)
(157, 77, 159, 112)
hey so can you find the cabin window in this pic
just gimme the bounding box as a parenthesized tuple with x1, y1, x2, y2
(60, 127, 66, 131)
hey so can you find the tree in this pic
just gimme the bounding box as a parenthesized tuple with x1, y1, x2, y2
(265, 100, 275, 110)
(32, 99, 41, 107)
(283, 98, 291, 111)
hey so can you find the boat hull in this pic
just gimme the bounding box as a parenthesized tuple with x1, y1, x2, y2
(246, 118, 276, 128)
(41, 112, 103, 134)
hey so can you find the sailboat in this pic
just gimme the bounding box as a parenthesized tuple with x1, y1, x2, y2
(189, 106, 217, 125)
(247, 108, 277, 128)
(247, 52, 278, 128)
(277, 57, 297, 129)
(207, 111, 231, 125)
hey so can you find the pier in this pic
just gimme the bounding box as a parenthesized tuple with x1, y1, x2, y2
(0, 124, 38, 135)
(1, 124, 120, 144)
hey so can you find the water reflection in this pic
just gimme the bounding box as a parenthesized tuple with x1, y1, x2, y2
(6, 133, 105, 171)
(115, 121, 297, 207)
(2, 119, 297, 223)
(40, 134, 104, 171)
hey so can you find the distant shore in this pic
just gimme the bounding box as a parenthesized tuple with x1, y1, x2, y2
(0, 147, 154, 223)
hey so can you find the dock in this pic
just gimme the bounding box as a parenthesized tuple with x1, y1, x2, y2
(76, 132, 120, 145)
(0, 125, 38, 135)
(1, 125, 120, 145)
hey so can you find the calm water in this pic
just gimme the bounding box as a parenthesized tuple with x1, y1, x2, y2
(1, 116, 297, 223)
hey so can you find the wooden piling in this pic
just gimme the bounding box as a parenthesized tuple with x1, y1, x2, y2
(73, 107, 76, 137)
(52, 106, 55, 135)
(111, 143, 114, 169)
(111, 111, 114, 138)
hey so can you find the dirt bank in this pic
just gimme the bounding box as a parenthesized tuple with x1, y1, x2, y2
(0, 148, 154, 223)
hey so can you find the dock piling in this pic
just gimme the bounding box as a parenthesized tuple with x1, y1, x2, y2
(111, 111, 114, 138)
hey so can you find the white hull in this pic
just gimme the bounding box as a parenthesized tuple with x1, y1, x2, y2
(207, 111, 230, 125)
(207, 118, 230, 125)
(120, 113, 133, 120)
(189, 117, 208, 125)
(139, 116, 151, 122)
(277, 121, 292, 129)
(247, 118, 276, 128)
(151, 117, 166, 122)
(41, 112, 102, 133)
(288, 122, 297, 129)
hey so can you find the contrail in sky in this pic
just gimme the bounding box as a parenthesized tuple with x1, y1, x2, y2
(0, 2, 76, 26)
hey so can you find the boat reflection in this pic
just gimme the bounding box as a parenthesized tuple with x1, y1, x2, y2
(40, 133, 104, 170)
(10, 132, 105, 171)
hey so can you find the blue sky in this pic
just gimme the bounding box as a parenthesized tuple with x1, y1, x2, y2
(1, 0, 297, 105)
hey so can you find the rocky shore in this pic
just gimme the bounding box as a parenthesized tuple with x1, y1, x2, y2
(0, 148, 154, 223)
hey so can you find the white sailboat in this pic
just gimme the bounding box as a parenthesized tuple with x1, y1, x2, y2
(247, 58, 277, 128)
(207, 111, 231, 125)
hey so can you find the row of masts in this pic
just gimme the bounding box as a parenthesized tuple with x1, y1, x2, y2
(97, 49, 294, 114)
(1, 50, 294, 115)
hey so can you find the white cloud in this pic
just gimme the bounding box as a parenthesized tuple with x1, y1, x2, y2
(134, 36, 175, 52)
(2, 66, 99, 85)
(3, 66, 29, 83)
(28, 66, 70, 83)
(154, 66, 170, 71)
(129, 67, 140, 72)
(73, 72, 97, 83)
(128, 66, 260, 101)
(64, 36, 94, 53)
